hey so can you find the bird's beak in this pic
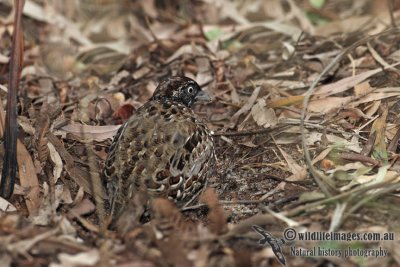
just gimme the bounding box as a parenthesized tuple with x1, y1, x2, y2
(195, 90, 212, 102)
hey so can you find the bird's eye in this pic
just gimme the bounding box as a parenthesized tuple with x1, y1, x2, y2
(187, 86, 194, 94)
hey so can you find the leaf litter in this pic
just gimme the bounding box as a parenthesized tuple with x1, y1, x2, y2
(0, 0, 400, 266)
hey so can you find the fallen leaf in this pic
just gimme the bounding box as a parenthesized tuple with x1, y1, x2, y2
(308, 96, 352, 113)
(200, 188, 227, 234)
(0, 197, 17, 212)
(306, 132, 362, 153)
(277, 147, 307, 181)
(67, 198, 96, 219)
(251, 98, 278, 128)
(370, 105, 388, 162)
(315, 16, 371, 36)
(340, 167, 399, 191)
(56, 250, 99, 267)
(313, 67, 382, 97)
(48, 142, 63, 183)
(59, 124, 121, 142)
(266, 95, 304, 108)
(48, 134, 102, 197)
(231, 86, 260, 124)
(17, 140, 41, 216)
(351, 89, 400, 107)
(0, 53, 9, 64)
(112, 104, 135, 123)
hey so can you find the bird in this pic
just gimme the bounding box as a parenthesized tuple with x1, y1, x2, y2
(102, 76, 215, 222)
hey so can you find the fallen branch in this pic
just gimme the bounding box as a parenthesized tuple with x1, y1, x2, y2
(0, 0, 25, 198)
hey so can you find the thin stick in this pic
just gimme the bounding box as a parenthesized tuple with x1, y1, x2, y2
(0, 0, 25, 198)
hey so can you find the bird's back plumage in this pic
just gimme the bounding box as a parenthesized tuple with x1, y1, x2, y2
(102, 76, 215, 220)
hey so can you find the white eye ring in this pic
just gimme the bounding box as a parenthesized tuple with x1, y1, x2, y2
(187, 86, 194, 94)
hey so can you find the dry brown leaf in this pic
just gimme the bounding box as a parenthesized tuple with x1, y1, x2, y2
(59, 185, 73, 205)
(277, 147, 306, 181)
(252, 79, 306, 90)
(72, 187, 85, 206)
(315, 16, 372, 36)
(367, 42, 395, 70)
(152, 198, 181, 220)
(59, 124, 121, 142)
(0, 93, 40, 216)
(55, 250, 99, 267)
(166, 43, 204, 63)
(365, 100, 381, 117)
(262, 0, 285, 19)
(251, 98, 278, 128)
(351, 90, 400, 107)
(200, 188, 227, 235)
(47, 142, 63, 183)
(30, 183, 53, 226)
(267, 95, 304, 108)
(354, 81, 373, 97)
(18, 116, 35, 135)
(6, 228, 58, 258)
(35, 113, 50, 164)
(17, 140, 41, 216)
(340, 169, 399, 191)
(23, 0, 92, 45)
(112, 104, 135, 123)
(67, 198, 96, 219)
(311, 147, 333, 165)
(314, 68, 382, 97)
(0, 53, 9, 64)
(0, 197, 17, 212)
(48, 134, 101, 197)
(370, 105, 388, 161)
(306, 133, 362, 153)
(308, 96, 352, 113)
(238, 140, 258, 148)
(230, 86, 260, 124)
(40, 42, 77, 79)
(228, 80, 240, 104)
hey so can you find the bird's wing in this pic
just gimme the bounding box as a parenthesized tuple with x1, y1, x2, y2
(103, 101, 214, 210)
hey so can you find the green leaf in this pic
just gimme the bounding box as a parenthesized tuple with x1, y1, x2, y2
(222, 39, 241, 50)
(309, 0, 325, 9)
(204, 28, 224, 41)
(306, 11, 329, 25)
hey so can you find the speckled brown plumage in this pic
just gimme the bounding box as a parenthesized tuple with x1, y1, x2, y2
(103, 76, 215, 220)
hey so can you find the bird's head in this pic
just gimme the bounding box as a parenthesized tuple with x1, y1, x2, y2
(151, 76, 210, 107)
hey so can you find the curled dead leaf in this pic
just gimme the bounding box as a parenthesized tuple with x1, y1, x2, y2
(47, 142, 63, 183)
(251, 98, 278, 128)
(60, 124, 121, 142)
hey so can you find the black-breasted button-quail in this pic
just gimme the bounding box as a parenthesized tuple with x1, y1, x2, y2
(103, 76, 215, 220)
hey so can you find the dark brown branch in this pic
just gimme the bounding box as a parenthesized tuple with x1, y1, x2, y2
(0, 0, 25, 198)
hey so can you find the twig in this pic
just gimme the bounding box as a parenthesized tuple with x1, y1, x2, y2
(388, 0, 396, 28)
(340, 152, 381, 166)
(0, 0, 25, 198)
(182, 191, 302, 210)
(212, 125, 289, 137)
